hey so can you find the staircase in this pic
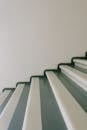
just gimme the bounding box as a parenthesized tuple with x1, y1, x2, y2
(0, 52, 87, 130)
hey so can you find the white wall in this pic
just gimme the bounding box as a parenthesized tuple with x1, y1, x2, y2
(0, 0, 87, 91)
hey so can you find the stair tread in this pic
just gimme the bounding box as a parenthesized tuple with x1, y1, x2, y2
(0, 90, 11, 106)
(55, 71, 87, 112)
(73, 59, 87, 65)
(22, 78, 42, 130)
(73, 59, 87, 71)
(0, 90, 14, 115)
(60, 65, 87, 91)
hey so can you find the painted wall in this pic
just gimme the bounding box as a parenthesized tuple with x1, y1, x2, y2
(0, 0, 87, 91)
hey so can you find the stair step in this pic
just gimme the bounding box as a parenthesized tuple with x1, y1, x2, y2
(0, 84, 25, 130)
(73, 59, 87, 66)
(60, 65, 87, 91)
(22, 78, 42, 130)
(55, 72, 87, 112)
(8, 84, 30, 130)
(0, 90, 11, 106)
(46, 71, 87, 130)
(73, 59, 87, 71)
(0, 90, 14, 114)
(39, 77, 67, 130)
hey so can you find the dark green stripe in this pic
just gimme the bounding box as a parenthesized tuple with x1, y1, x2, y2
(8, 84, 30, 130)
(39, 77, 67, 130)
(0, 90, 14, 114)
(74, 65, 87, 74)
(55, 71, 87, 112)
